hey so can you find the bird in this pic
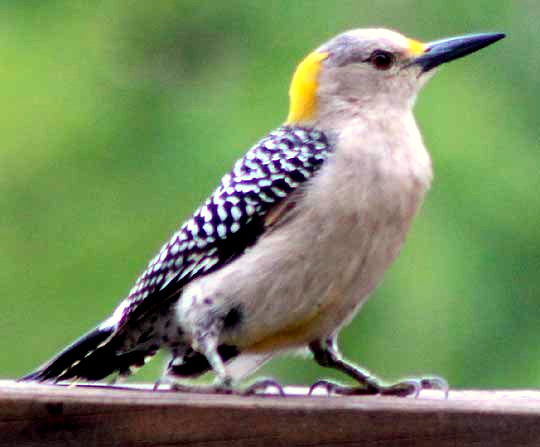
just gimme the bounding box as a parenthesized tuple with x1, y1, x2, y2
(20, 28, 505, 396)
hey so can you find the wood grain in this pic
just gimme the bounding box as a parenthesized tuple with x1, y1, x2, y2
(2, 380, 540, 446)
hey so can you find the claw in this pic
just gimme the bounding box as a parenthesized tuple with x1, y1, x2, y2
(308, 380, 332, 396)
(243, 378, 286, 396)
(420, 376, 449, 391)
(378, 376, 449, 398)
(308, 380, 341, 396)
(420, 376, 449, 398)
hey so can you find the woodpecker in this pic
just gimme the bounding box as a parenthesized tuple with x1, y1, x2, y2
(21, 29, 504, 396)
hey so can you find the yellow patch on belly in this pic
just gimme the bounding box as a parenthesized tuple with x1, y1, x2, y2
(245, 284, 347, 352)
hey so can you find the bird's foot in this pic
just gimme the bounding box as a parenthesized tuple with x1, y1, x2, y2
(153, 374, 235, 394)
(164, 382, 235, 394)
(308, 376, 448, 398)
(154, 376, 286, 396)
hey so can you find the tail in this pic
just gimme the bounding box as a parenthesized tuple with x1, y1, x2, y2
(19, 326, 148, 382)
(21, 326, 241, 383)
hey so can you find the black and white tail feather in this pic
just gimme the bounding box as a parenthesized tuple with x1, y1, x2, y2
(21, 327, 116, 382)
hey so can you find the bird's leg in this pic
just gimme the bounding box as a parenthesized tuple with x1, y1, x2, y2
(308, 337, 447, 397)
(158, 341, 236, 394)
(173, 284, 238, 392)
(191, 326, 234, 391)
(308, 337, 381, 395)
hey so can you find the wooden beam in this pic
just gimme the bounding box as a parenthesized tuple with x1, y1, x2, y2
(2, 380, 540, 446)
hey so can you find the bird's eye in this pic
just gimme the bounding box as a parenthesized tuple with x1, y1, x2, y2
(369, 50, 394, 70)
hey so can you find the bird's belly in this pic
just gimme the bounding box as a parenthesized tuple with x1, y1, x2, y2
(187, 146, 431, 352)
(206, 204, 416, 351)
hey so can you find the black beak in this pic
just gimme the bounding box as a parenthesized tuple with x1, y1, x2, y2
(414, 32, 505, 72)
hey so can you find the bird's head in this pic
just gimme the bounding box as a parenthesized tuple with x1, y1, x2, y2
(286, 28, 505, 125)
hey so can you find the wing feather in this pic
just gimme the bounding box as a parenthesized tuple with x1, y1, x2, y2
(113, 126, 333, 330)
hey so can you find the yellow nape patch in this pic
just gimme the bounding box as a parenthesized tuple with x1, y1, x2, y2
(407, 38, 426, 56)
(286, 51, 328, 124)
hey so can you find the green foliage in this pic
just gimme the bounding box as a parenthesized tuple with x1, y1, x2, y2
(2, 1, 537, 389)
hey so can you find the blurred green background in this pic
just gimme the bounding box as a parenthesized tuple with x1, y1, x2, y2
(2, 1, 539, 390)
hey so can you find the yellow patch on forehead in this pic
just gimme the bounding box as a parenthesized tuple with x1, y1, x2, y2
(286, 51, 329, 124)
(406, 38, 426, 56)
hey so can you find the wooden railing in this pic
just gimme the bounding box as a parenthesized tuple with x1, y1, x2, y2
(2, 380, 540, 446)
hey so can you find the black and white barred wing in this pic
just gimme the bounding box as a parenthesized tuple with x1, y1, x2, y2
(111, 126, 333, 329)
